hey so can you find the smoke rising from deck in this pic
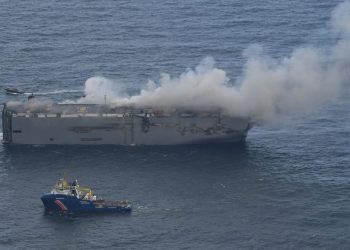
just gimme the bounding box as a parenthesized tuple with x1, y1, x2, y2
(6, 100, 54, 113)
(79, 1, 350, 123)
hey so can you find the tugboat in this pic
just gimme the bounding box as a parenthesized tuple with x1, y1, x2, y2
(41, 176, 131, 214)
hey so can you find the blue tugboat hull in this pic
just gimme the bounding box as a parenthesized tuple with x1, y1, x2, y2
(41, 194, 131, 214)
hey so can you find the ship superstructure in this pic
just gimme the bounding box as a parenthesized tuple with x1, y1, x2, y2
(2, 100, 251, 145)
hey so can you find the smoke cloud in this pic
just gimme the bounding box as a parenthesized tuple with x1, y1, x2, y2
(78, 1, 350, 123)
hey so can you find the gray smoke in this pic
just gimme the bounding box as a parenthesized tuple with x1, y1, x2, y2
(78, 1, 350, 123)
(6, 100, 54, 113)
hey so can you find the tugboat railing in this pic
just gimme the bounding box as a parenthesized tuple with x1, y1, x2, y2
(55, 185, 92, 194)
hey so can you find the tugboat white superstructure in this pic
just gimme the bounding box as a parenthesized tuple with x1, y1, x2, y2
(2, 100, 251, 145)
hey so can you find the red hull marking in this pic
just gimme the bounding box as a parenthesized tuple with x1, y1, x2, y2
(55, 199, 68, 211)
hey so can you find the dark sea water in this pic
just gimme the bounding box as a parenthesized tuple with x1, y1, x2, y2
(1, 0, 350, 249)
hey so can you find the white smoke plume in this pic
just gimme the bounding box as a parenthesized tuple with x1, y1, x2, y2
(78, 76, 125, 104)
(78, 1, 350, 123)
(6, 100, 53, 113)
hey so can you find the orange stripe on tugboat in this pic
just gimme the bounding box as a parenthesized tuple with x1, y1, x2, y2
(54, 199, 68, 211)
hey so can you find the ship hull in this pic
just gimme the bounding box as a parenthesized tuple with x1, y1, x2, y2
(41, 194, 131, 214)
(2, 104, 250, 145)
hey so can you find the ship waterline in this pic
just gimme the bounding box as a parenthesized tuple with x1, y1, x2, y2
(2, 102, 251, 145)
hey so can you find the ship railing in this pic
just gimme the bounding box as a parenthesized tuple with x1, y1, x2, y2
(77, 187, 92, 193)
(55, 185, 79, 191)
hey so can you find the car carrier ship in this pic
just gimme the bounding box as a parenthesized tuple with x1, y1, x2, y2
(1, 99, 251, 145)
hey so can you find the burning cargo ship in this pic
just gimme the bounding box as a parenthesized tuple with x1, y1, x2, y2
(2, 100, 251, 145)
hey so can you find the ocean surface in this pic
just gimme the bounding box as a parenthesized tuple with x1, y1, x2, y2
(1, 0, 350, 249)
